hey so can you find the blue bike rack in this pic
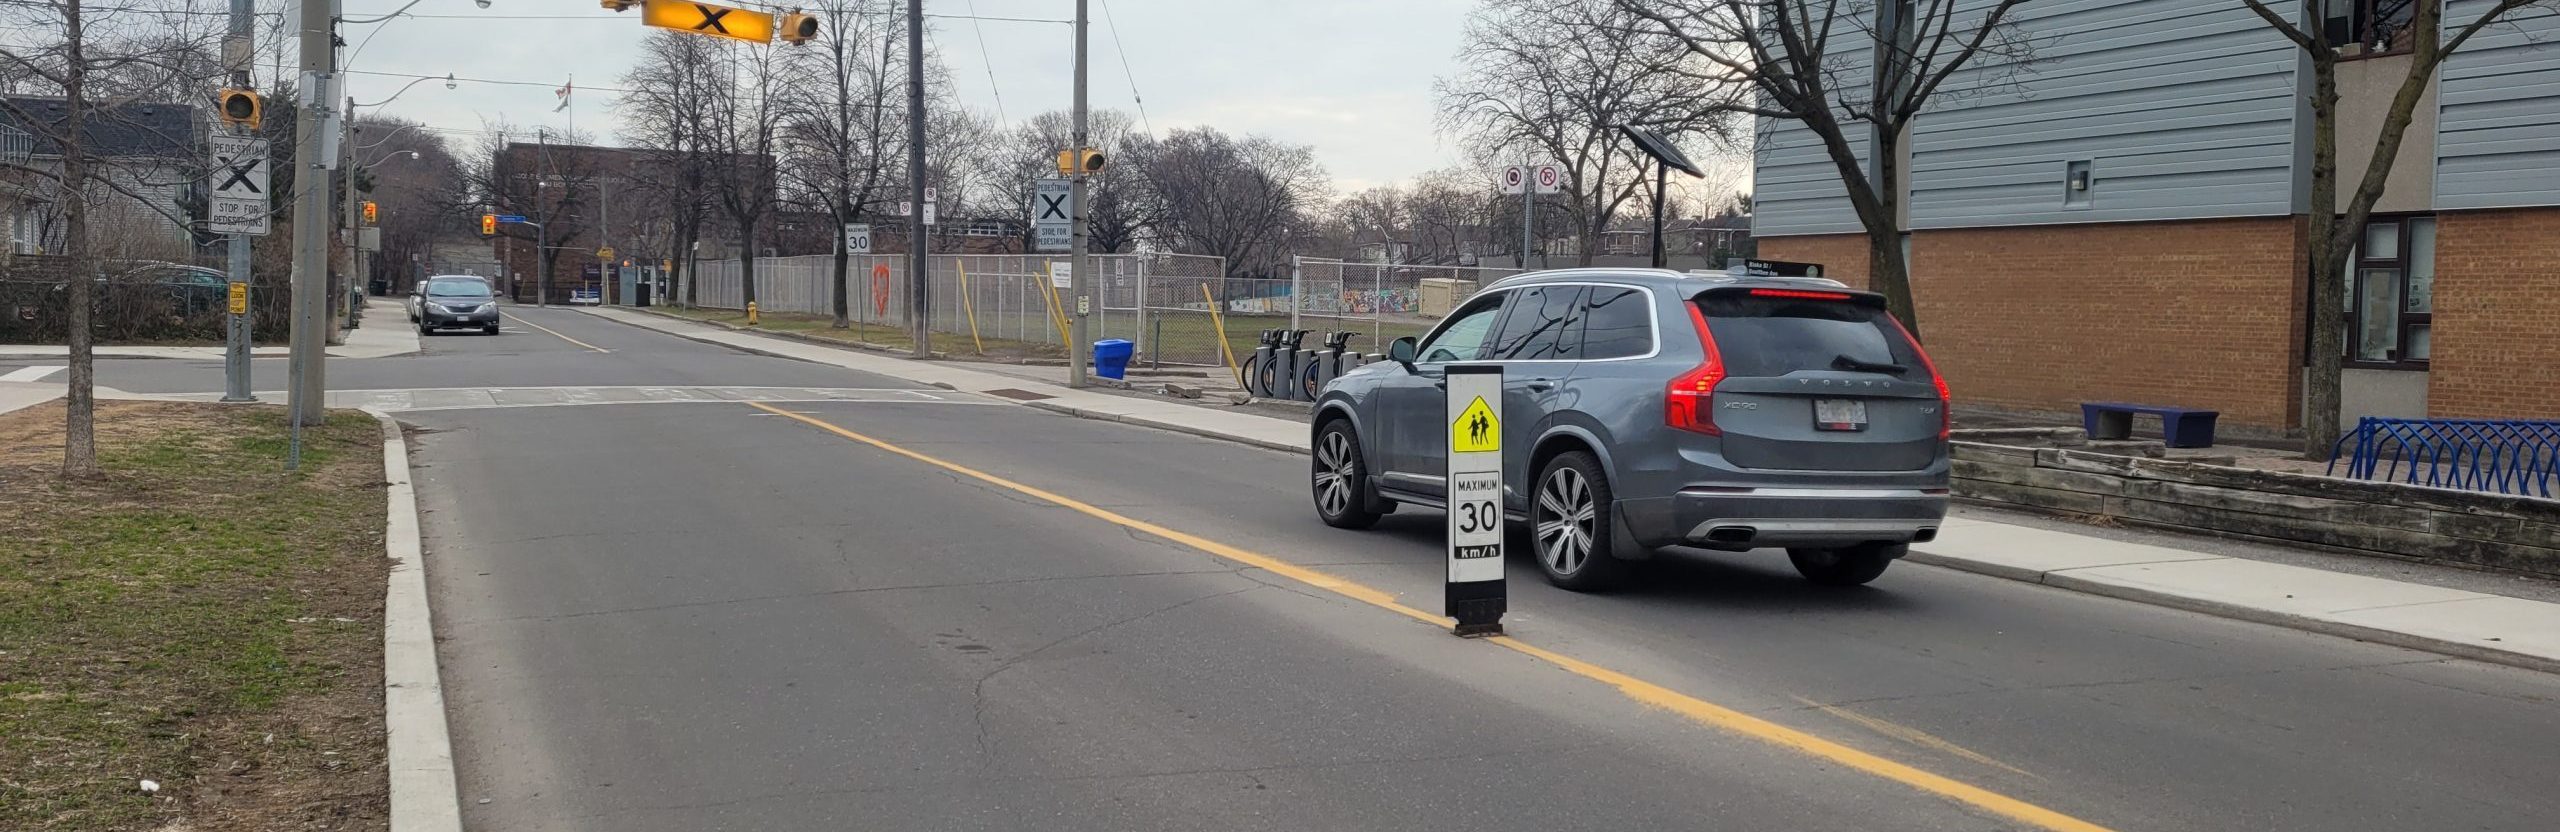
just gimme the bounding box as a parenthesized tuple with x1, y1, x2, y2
(2326, 417, 2560, 498)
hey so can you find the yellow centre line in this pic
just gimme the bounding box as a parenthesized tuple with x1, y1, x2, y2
(744, 401, 2115, 832)
(510, 313, 612, 353)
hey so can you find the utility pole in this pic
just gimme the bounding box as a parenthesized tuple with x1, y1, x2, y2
(1066, 0, 1091, 387)
(905, 0, 929, 357)
(342, 93, 359, 332)
(220, 0, 254, 403)
(286, 0, 332, 429)
(536, 128, 550, 306)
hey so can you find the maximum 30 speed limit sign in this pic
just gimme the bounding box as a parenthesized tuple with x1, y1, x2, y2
(1444, 364, 1506, 636)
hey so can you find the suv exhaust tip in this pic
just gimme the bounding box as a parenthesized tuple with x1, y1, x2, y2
(1703, 526, 1757, 545)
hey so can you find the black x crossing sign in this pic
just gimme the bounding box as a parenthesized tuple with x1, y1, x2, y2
(207, 134, 270, 236)
(641, 0, 776, 44)
(1034, 178, 1072, 252)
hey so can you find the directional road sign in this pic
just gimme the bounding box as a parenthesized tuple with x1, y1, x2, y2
(1033, 178, 1072, 253)
(642, 0, 775, 44)
(1444, 365, 1505, 636)
(207, 134, 270, 236)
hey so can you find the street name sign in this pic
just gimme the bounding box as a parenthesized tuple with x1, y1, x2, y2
(1444, 364, 1506, 636)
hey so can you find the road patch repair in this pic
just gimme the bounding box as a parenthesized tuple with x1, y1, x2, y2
(0, 401, 391, 831)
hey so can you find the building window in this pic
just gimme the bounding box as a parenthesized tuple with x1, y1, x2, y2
(2341, 214, 2433, 368)
(2324, 0, 2417, 57)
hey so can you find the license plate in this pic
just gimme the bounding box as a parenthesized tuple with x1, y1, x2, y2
(1814, 399, 1867, 431)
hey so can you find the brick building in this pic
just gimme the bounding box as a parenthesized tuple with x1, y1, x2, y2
(1753, 0, 2560, 432)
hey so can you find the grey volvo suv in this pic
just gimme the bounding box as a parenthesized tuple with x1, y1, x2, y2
(1309, 269, 1950, 590)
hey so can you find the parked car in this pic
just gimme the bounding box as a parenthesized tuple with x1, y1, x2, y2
(416, 275, 499, 335)
(1309, 269, 1951, 590)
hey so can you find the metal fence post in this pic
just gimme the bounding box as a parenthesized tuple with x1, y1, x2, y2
(1288, 255, 1303, 332)
(1133, 256, 1150, 359)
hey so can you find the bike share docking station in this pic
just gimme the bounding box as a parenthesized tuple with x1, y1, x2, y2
(1243, 329, 1374, 401)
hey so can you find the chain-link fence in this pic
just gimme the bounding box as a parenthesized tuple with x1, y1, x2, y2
(685, 252, 1232, 362)
(683, 252, 1532, 371)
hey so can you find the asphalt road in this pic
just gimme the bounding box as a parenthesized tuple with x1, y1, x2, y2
(46, 306, 2560, 830)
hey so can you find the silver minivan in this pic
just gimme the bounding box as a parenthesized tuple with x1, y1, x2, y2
(1309, 269, 1950, 590)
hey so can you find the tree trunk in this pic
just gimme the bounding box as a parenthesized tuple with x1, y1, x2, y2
(1867, 228, 1917, 336)
(2301, 54, 2345, 461)
(831, 201, 851, 328)
(737, 217, 759, 309)
(61, 0, 96, 477)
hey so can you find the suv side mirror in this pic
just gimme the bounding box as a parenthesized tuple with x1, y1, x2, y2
(1387, 336, 1419, 368)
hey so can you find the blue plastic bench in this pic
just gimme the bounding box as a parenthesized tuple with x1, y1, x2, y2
(2081, 402, 2220, 448)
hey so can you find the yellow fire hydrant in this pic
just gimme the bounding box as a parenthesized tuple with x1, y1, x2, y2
(746, 302, 759, 326)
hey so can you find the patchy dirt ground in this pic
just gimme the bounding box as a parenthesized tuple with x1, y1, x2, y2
(0, 401, 389, 831)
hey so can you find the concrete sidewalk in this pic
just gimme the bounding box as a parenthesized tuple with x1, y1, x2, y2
(0, 297, 420, 360)
(587, 305, 2560, 674)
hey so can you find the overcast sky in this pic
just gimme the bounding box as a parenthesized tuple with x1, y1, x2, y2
(340, 0, 1488, 191)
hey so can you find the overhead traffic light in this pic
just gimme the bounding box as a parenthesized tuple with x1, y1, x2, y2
(481, 214, 497, 236)
(363, 201, 378, 224)
(1056, 148, 1106, 176)
(779, 12, 820, 44)
(215, 88, 262, 130)
(599, 0, 640, 9)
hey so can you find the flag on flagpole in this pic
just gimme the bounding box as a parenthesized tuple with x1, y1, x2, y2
(554, 79, 572, 113)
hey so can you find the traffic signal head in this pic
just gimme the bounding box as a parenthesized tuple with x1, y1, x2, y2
(481, 214, 497, 236)
(1055, 148, 1106, 175)
(363, 201, 378, 224)
(215, 88, 261, 130)
(779, 12, 820, 44)
(599, 0, 640, 10)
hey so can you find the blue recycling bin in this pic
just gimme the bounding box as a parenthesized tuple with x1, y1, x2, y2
(1092, 339, 1134, 380)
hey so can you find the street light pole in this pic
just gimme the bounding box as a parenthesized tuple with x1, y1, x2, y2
(1067, 0, 1091, 388)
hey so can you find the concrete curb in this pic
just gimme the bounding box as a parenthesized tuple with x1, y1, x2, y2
(1904, 550, 2560, 676)
(366, 408, 463, 832)
(1019, 399, 1308, 455)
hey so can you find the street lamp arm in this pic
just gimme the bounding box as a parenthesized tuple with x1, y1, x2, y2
(354, 74, 450, 109)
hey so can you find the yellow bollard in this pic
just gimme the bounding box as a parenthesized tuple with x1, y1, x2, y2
(1202, 283, 1243, 387)
(746, 302, 759, 326)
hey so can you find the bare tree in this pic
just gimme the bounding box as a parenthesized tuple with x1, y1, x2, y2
(704, 41, 790, 309)
(974, 109, 1147, 252)
(1439, 0, 1744, 268)
(0, 0, 221, 476)
(2241, 0, 2556, 458)
(621, 30, 727, 308)
(1126, 127, 1329, 280)
(778, 0, 903, 326)
(1616, 0, 2033, 333)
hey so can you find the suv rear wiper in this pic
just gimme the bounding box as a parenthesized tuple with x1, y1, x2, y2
(1832, 354, 1908, 375)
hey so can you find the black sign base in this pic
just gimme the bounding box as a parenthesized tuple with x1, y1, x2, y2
(1446, 579, 1505, 637)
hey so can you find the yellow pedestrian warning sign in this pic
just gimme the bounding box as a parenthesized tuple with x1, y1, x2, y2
(1452, 395, 1500, 454)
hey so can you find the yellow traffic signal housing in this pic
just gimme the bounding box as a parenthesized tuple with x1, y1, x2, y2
(779, 12, 820, 44)
(600, 0, 640, 10)
(1056, 148, 1106, 176)
(363, 201, 378, 224)
(215, 88, 261, 130)
(480, 214, 497, 236)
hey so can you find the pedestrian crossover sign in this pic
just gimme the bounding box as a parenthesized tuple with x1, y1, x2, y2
(207, 134, 269, 236)
(1034, 178, 1072, 252)
(1452, 395, 1500, 454)
(1444, 365, 1505, 636)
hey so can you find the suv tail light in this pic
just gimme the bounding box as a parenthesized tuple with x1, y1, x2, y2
(1666, 301, 1726, 435)
(1886, 314, 1952, 439)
